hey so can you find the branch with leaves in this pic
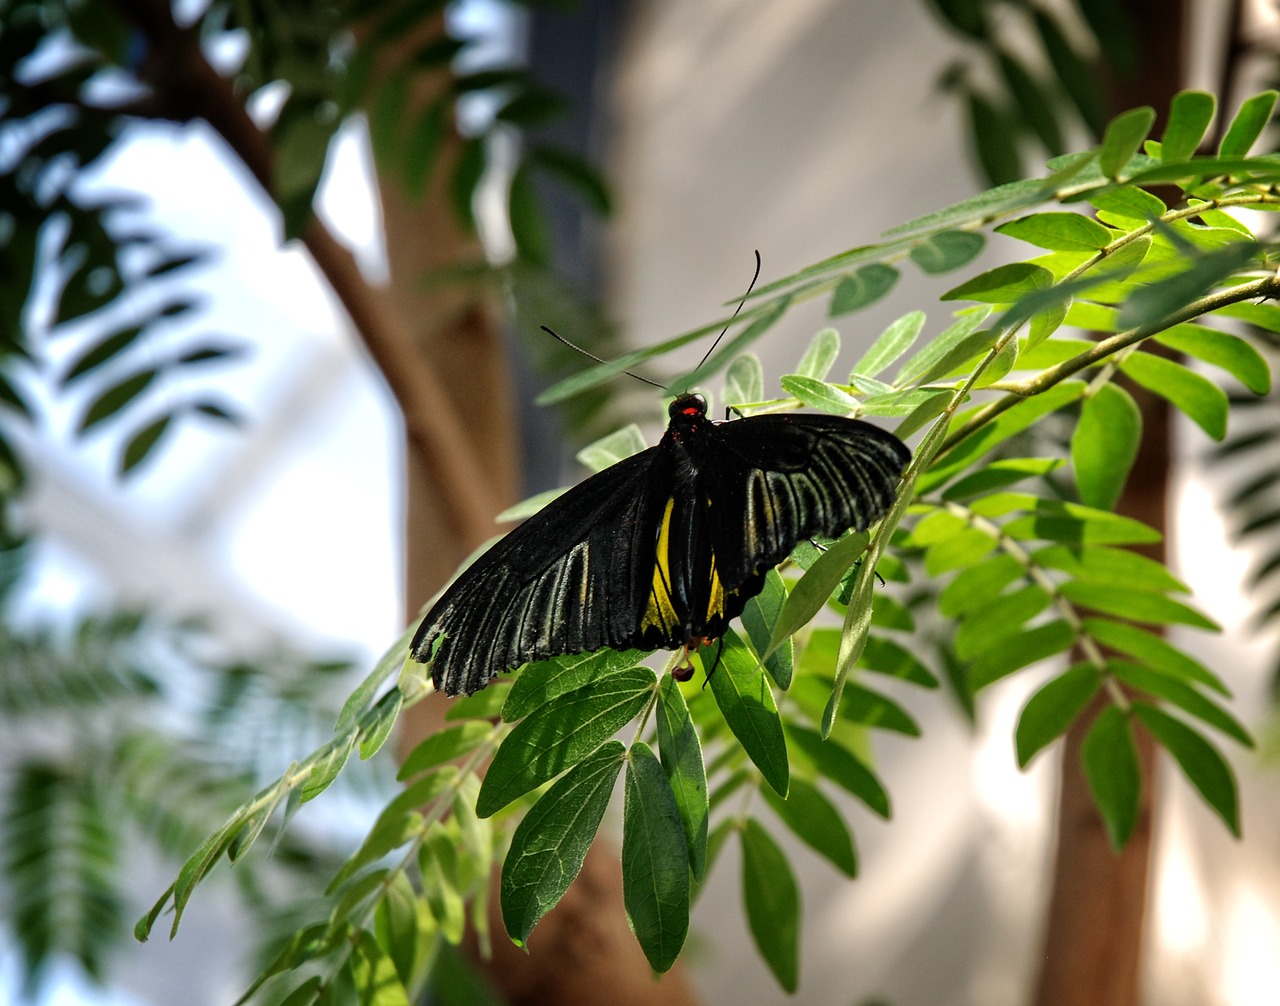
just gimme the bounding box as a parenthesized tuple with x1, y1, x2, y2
(129, 88, 1280, 1000)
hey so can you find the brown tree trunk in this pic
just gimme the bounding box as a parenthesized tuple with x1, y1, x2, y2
(369, 18, 700, 1006)
(1033, 2, 1185, 1002)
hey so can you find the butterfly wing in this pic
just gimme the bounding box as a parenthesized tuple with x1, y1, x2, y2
(704, 414, 910, 586)
(412, 448, 672, 696)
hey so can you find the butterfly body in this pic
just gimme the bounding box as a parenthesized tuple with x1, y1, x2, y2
(413, 393, 910, 696)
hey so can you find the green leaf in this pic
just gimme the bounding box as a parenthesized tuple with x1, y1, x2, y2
(78, 368, 158, 435)
(724, 353, 764, 407)
(496, 487, 566, 523)
(575, 424, 648, 472)
(508, 162, 551, 265)
(835, 683, 920, 736)
(421, 826, 465, 944)
(970, 620, 1075, 690)
(909, 230, 986, 274)
(967, 92, 1021, 186)
(938, 553, 1024, 619)
(996, 50, 1064, 154)
(527, 146, 612, 216)
(762, 776, 856, 876)
(1087, 185, 1167, 223)
(449, 137, 486, 233)
(851, 311, 926, 379)
(795, 328, 840, 380)
(941, 262, 1054, 304)
(120, 413, 174, 476)
(397, 721, 493, 780)
(1155, 325, 1270, 395)
(954, 585, 1051, 661)
(1072, 381, 1141, 510)
(780, 375, 858, 415)
(995, 212, 1112, 252)
(893, 307, 992, 386)
(1000, 503, 1160, 546)
(941, 458, 1064, 500)
(1033, 544, 1188, 594)
(830, 264, 899, 315)
(885, 178, 1047, 237)
(1117, 242, 1257, 331)
(740, 819, 800, 993)
(656, 677, 709, 881)
(502, 648, 648, 723)
(922, 524, 997, 575)
(500, 741, 626, 947)
(274, 106, 332, 209)
(882, 392, 952, 439)
(707, 631, 788, 797)
(477, 666, 656, 817)
(369, 70, 409, 166)
(1081, 705, 1141, 850)
(1028, 296, 1069, 349)
(358, 687, 404, 759)
(1058, 581, 1218, 630)
(859, 635, 939, 688)
(301, 732, 357, 803)
(1033, 9, 1104, 134)
(766, 532, 868, 657)
(402, 99, 447, 203)
(1083, 618, 1230, 696)
(1161, 91, 1216, 162)
(786, 725, 891, 818)
(61, 325, 144, 385)
(741, 570, 793, 689)
(1119, 352, 1228, 441)
(1219, 90, 1278, 157)
(1016, 662, 1102, 767)
(622, 743, 690, 973)
(1109, 661, 1251, 747)
(351, 930, 411, 1006)
(1099, 106, 1156, 179)
(1132, 703, 1239, 835)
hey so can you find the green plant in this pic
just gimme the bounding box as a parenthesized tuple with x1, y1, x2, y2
(135, 89, 1278, 1000)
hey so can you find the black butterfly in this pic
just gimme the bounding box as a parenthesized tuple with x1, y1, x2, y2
(412, 391, 911, 696)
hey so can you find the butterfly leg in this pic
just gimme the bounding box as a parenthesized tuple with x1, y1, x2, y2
(700, 636, 726, 689)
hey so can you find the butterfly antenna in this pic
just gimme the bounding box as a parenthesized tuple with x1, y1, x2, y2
(540, 326, 665, 390)
(694, 249, 763, 371)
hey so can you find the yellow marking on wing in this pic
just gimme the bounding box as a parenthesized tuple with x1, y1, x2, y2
(707, 550, 726, 621)
(643, 498, 679, 633)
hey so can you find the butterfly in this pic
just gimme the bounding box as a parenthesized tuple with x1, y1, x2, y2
(411, 390, 911, 696)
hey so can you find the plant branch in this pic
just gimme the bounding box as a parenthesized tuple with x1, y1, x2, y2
(109, 0, 498, 548)
(938, 273, 1280, 456)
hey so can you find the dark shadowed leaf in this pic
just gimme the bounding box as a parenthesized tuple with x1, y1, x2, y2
(1081, 705, 1141, 849)
(740, 819, 800, 993)
(622, 742, 690, 973)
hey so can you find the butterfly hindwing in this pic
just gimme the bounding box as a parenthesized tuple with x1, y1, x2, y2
(702, 413, 912, 585)
(413, 448, 671, 696)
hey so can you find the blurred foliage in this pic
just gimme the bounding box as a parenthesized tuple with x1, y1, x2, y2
(0, 0, 620, 996)
(926, 0, 1122, 186)
(0, 589, 378, 996)
(0, 0, 619, 487)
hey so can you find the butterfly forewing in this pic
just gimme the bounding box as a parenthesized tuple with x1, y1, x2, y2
(413, 396, 911, 696)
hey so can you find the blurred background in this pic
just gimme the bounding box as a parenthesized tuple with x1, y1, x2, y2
(3, 0, 1280, 1004)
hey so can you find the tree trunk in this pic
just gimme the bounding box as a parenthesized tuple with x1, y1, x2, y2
(370, 17, 700, 1005)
